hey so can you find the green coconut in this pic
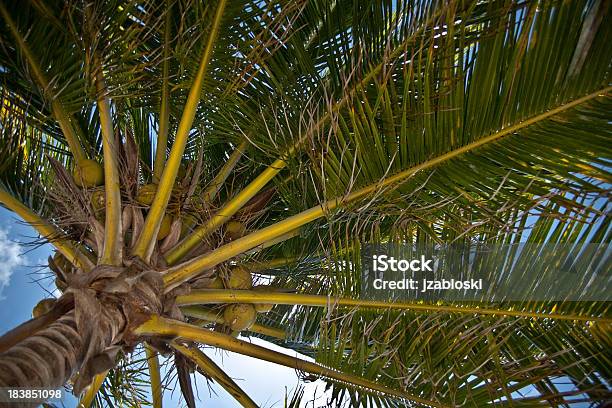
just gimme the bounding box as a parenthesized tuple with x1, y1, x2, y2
(226, 220, 246, 240)
(73, 159, 104, 188)
(227, 266, 253, 289)
(252, 285, 274, 313)
(136, 183, 158, 206)
(32, 298, 56, 318)
(223, 304, 257, 331)
(157, 214, 173, 240)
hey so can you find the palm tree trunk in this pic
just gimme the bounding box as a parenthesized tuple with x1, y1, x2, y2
(0, 306, 125, 408)
(0, 313, 82, 390)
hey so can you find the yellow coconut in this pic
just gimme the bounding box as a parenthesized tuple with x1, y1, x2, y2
(157, 214, 173, 240)
(226, 220, 246, 240)
(32, 298, 56, 318)
(223, 304, 257, 331)
(136, 183, 158, 206)
(91, 189, 106, 215)
(227, 266, 253, 289)
(73, 159, 104, 188)
(252, 285, 274, 313)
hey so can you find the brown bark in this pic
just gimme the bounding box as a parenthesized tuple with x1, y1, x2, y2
(0, 298, 73, 354)
(0, 313, 82, 389)
(0, 304, 125, 408)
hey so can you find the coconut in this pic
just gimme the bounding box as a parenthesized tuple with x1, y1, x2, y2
(252, 285, 274, 313)
(227, 266, 253, 289)
(226, 220, 246, 240)
(91, 189, 106, 215)
(73, 159, 104, 188)
(136, 183, 158, 206)
(157, 214, 173, 240)
(32, 298, 56, 318)
(223, 304, 257, 331)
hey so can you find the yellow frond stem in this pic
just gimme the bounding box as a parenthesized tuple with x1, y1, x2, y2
(0, 188, 93, 271)
(136, 316, 448, 408)
(50, 104, 86, 164)
(153, 1, 173, 183)
(240, 257, 299, 273)
(165, 156, 286, 265)
(77, 370, 108, 408)
(241, 228, 301, 257)
(172, 342, 259, 408)
(163, 87, 611, 290)
(181, 305, 286, 339)
(176, 290, 611, 323)
(145, 343, 163, 408)
(248, 322, 286, 339)
(132, 0, 228, 261)
(95, 66, 122, 266)
(0, 3, 86, 163)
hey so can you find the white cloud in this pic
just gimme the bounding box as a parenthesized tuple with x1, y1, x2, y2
(0, 228, 24, 298)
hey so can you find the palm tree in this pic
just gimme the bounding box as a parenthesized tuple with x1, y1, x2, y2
(0, 0, 610, 406)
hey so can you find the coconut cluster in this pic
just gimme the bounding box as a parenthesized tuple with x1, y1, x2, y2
(71, 158, 178, 242)
(33, 158, 188, 321)
(203, 266, 275, 333)
(56, 158, 272, 337)
(221, 267, 256, 331)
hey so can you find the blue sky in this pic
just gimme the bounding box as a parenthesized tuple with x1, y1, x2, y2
(0, 207, 328, 407)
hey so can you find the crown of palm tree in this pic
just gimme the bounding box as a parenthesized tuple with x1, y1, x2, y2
(0, 0, 610, 407)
